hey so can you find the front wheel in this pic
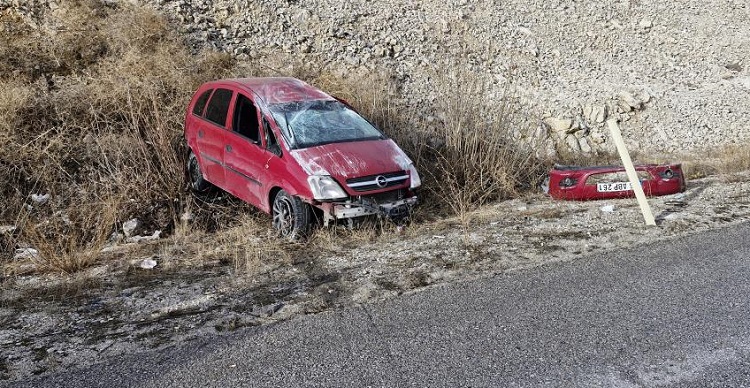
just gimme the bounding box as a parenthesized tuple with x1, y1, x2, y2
(272, 190, 312, 240)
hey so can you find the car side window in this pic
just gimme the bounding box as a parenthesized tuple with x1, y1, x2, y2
(192, 89, 213, 116)
(204, 88, 233, 127)
(232, 94, 260, 143)
(264, 117, 282, 157)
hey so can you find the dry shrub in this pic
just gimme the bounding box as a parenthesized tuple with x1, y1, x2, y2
(712, 144, 750, 174)
(200, 214, 293, 275)
(674, 143, 750, 181)
(304, 69, 546, 218)
(2, 2, 546, 273)
(21, 196, 121, 274)
(0, 1, 235, 272)
(413, 74, 544, 217)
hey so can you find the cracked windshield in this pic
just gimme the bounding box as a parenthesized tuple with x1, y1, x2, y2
(270, 100, 385, 149)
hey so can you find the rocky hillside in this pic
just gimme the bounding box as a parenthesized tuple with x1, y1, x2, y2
(142, 0, 749, 156)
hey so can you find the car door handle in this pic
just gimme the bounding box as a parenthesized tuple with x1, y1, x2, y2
(225, 145, 232, 152)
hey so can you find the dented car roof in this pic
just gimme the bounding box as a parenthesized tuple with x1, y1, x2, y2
(220, 77, 335, 105)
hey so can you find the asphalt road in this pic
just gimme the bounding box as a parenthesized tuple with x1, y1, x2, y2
(11, 222, 750, 388)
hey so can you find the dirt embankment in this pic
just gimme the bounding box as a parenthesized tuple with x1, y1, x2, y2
(144, 0, 750, 155)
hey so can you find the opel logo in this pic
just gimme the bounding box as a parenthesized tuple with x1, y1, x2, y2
(375, 175, 388, 188)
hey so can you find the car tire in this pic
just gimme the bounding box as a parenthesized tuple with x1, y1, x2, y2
(272, 190, 312, 240)
(187, 151, 212, 193)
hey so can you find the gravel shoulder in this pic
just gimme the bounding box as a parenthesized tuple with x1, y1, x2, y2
(2, 171, 749, 382)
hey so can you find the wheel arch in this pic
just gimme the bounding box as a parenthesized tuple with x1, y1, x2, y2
(268, 186, 283, 208)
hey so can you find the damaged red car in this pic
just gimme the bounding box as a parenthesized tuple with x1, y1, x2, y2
(184, 77, 420, 238)
(547, 163, 686, 200)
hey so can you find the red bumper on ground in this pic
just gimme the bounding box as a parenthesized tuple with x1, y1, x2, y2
(548, 163, 686, 201)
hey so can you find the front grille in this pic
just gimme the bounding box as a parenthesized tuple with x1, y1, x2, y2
(346, 171, 408, 192)
(363, 189, 406, 204)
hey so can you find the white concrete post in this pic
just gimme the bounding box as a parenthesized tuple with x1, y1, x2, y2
(606, 119, 656, 226)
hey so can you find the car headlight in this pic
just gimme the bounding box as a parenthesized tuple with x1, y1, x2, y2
(408, 164, 421, 189)
(308, 175, 348, 200)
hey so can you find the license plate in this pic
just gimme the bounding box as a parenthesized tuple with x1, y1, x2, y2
(597, 182, 632, 192)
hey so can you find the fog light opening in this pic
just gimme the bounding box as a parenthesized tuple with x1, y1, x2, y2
(560, 177, 577, 187)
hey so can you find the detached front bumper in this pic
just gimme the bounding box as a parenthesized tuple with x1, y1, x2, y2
(547, 163, 686, 201)
(317, 196, 418, 225)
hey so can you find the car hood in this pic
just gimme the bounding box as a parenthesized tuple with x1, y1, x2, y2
(289, 139, 413, 181)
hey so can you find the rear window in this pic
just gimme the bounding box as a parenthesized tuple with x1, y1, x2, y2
(204, 88, 233, 126)
(192, 89, 213, 116)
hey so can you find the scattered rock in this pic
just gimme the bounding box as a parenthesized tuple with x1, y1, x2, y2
(600, 204, 616, 213)
(14, 247, 40, 260)
(125, 230, 162, 244)
(0, 225, 16, 234)
(108, 232, 124, 243)
(590, 132, 607, 144)
(618, 91, 651, 112)
(30, 193, 50, 205)
(578, 137, 592, 153)
(544, 117, 573, 133)
(591, 105, 608, 123)
(566, 134, 581, 151)
(122, 219, 140, 238)
(725, 62, 743, 72)
(139, 258, 158, 270)
(638, 19, 653, 30)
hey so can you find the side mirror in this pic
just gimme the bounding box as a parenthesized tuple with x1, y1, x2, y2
(268, 144, 282, 157)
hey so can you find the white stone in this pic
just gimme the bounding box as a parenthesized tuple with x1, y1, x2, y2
(578, 137, 592, 153)
(126, 230, 161, 244)
(544, 117, 573, 132)
(566, 135, 581, 151)
(591, 132, 607, 144)
(583, 105, 593, 121)
(591, 105, 607, 123)
(30, 194, 50, 205)
(122, 219, 140, 238)
(619, 91, 643, 110)
(140, 258, 158, 270)
(14, 247, 39, 260)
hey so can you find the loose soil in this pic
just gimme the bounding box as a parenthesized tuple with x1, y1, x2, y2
(2, 172, 749, 382)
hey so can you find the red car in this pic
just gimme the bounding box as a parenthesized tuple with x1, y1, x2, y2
(184, 77, 420, 238)
(547, 163, 686, 200)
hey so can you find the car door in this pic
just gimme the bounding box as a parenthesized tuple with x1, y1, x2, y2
(196, 87, 234, 188)
(223, 92, 268, 207)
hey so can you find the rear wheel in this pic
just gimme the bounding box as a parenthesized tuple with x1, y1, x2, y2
(272, 190, 312, 240)
(187, 151, 212, 193)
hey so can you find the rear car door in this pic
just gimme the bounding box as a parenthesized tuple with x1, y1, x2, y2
(197, 87, 234, 188)
(223, 92, 268, 207)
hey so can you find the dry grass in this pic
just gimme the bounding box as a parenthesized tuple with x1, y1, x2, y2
(666, 144, 750, 181)
(711, 144, 750, 175)
(0, 1, 235, 272)
(0, 2, 611, 275)
(304, 69, 547, 219)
